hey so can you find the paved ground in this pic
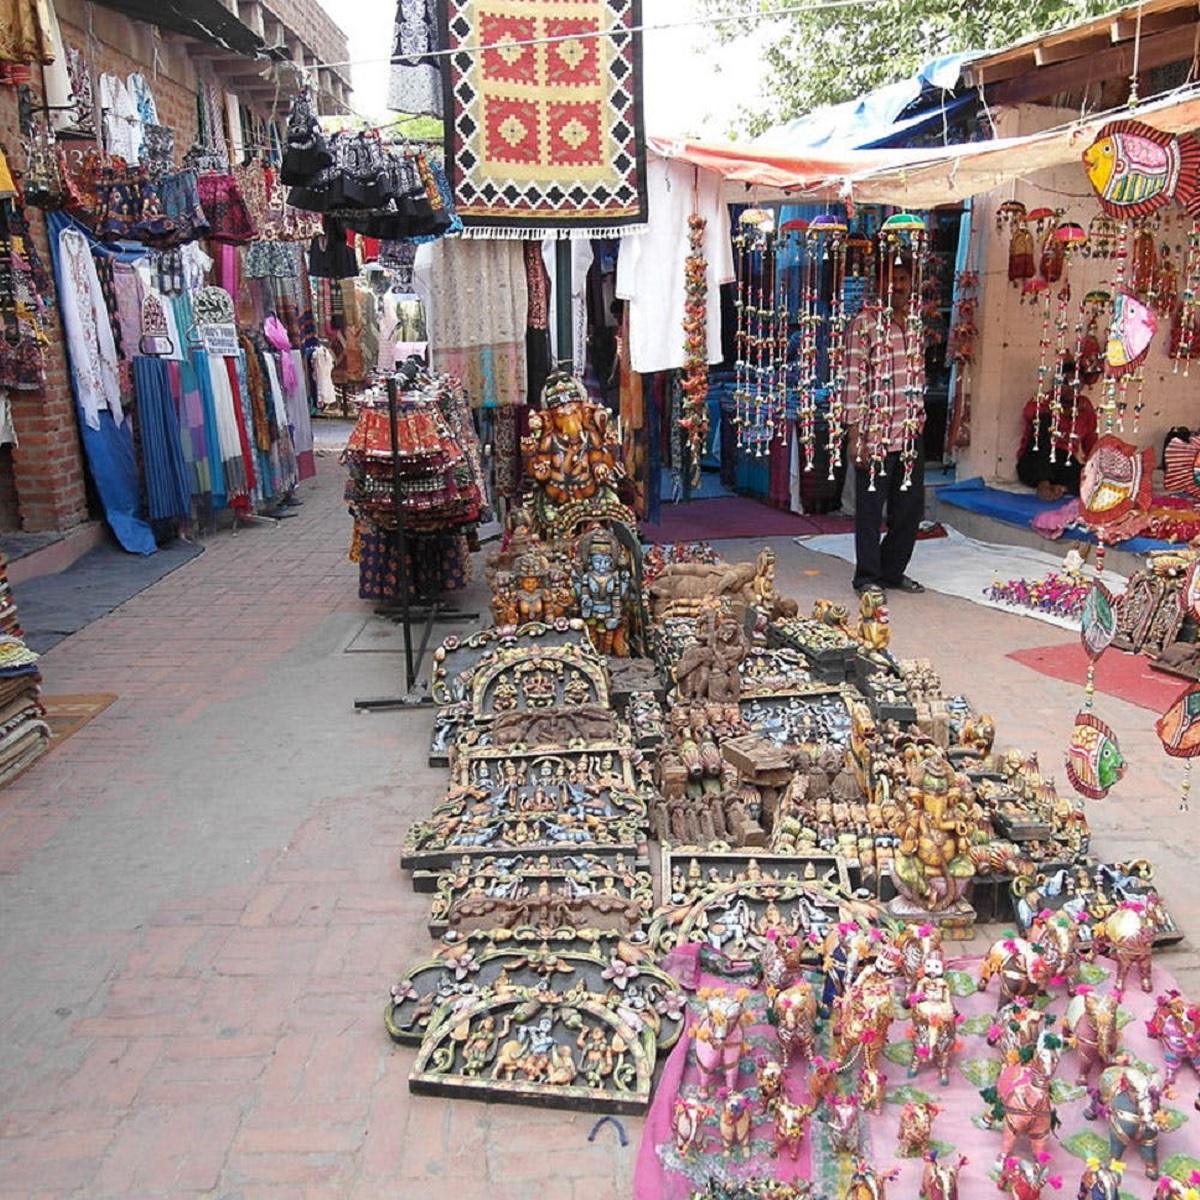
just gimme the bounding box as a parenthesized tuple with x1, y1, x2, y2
(0, 446, 1193, 1199)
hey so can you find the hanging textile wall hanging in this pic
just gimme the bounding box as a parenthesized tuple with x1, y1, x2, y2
(440, 0, 647, 235)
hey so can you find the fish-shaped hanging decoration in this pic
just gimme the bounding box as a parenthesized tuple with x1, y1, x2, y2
(1065, 710, 1126, 799)
(1082, 119, 1200, 219)
(1080, 580, 1118, 660)
(1106, 289, 1158, 375)
(1158, 686, 1200, 758)
(1079, 435, 1154, 526)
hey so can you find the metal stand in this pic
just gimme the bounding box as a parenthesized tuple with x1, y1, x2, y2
(354, 367, 478, 712)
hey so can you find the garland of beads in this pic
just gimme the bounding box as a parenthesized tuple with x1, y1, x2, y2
(679, 212, 709, 489)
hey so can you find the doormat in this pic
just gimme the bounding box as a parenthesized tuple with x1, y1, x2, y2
(645, 496, 853, 543)
(1006, 642, 1184, 712)
(41, 693, 118, 746)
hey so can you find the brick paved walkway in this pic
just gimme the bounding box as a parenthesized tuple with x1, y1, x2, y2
(0, 463, 1192, 1199)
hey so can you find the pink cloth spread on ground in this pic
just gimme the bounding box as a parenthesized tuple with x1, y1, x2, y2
(635, 943, 1200, 1199)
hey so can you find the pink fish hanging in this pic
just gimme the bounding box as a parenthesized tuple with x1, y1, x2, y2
(1106, 289, 1157, 376)
(1082, 119, 1200, 218)
(1065, 710, 1126, 799)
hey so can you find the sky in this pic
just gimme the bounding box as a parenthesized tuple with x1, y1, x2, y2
(318, 0, 771, 140)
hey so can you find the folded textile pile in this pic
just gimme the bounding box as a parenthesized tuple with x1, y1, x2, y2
(0, 635, 50, 787)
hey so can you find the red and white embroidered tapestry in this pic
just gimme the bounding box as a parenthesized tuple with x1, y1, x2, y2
(440, 0, 647, 234)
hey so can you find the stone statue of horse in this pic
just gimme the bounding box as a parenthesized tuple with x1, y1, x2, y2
(1087, 1061, 1167, 1179)
(1092, 895, 1165, 994)
(992, 1037, 1060, 1162)
(1062, 989, 1121, 1086)
(1146, 990, 1200, 1091)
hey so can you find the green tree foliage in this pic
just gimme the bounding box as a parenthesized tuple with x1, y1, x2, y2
(706, 0, 1125, 134)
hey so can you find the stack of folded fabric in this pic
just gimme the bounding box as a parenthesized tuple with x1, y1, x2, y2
(0, 634, 49, 786)
(0, 551, 23, 637)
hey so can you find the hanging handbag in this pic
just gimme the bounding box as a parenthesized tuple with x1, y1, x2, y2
(137, 291, 174, 356)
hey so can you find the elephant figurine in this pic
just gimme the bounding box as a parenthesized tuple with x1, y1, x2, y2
(1062, 989, 1121, 1086)
(998, 1155, 1056, 1200)
(718, 1089, 753, 1155)
(989, 998, 1055, 1062)
(773, 978, 818, 1067)
(1028, 909, 1083, 996)
(920, 1152, 967, 1200)
(897, 1100, 941, 1158)
(762, 928, 805, 1000)
(988, 1035, 1060, 1162)
(1146, 989, 1200, 1091)
(772, 1096, 812, 1162)
(825, 1090, 861, 1156)
(756, 1057, 785, 1112)
(979, 934, 1054, 1008)
(672, 1093, 713, 1156)
(1087, 1061, 1167, 1179)
(1077, 1161, 1124, 1199)
(691, 987, 752, 1097)
(1092, 895, 1166, 994)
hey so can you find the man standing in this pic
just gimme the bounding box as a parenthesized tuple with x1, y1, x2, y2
(844, 261, 926, 596)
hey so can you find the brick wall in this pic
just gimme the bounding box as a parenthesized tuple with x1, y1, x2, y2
(0, 0, 341, 533)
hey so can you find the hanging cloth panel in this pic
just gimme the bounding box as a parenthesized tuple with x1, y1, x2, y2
(132, 356, 192, 521)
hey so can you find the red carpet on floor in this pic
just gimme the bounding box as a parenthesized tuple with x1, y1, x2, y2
(643, 496, 854, 543)
(1007, 640, 1188, 712)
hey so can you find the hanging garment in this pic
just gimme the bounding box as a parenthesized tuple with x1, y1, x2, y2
(98, 73, 142, 163)
(429, 238, 528, 407)
(57, 227, 123, 429)
(386, 0, 443, 117)
(615, 156, 734, 373)
(311, 343, 336, 410)
(0, 0, 55, 64)
(131, 356, 191, 521)
(0, 390, 17, 446)
(282, 348, 315, 479)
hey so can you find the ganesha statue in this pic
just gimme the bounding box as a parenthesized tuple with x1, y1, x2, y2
(522, 372, 634, 538)
(889, 756, 978, 920)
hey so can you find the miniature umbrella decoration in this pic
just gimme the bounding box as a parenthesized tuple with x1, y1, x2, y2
(1054, 221, 1088, 247)
(1065, 710, 1127, 799)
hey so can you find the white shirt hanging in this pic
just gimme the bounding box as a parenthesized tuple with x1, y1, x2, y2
(616, 157, 734, 374)
(57, 228, 124, 430)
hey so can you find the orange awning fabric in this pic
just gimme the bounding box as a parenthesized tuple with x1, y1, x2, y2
(648, 90, 1200, 209)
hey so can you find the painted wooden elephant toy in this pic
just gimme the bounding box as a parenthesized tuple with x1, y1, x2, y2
(979, 934, 1054, 1008)
(1028, 908, 1084, 996)
(987, 1035, 1061, 1162)
(1091, 895, 1166, 994)
(1077, 1160, 1124, 1199)
(896, 1100, 940, 1157)
(920, 1152, 967, 1200)
(990, 998, 1055, 1062)
(1146, 989, 1200, 1092)
(691, 987, 752, 1097)
(1087, 1061, 1168, 1179)
(998, 1155, 1057, 1200)
(845, 1162, 898, 1200)
(671, 1093, 713, 1155)
(762, 928, 806, 1000)
(1062, 989, 1122, 1086)
(718, 1088, 754, 1155)
(825, 1090, 861, 1156)
(1155, 1171, 1200, 1198)
(772, 1096, 813, 1162)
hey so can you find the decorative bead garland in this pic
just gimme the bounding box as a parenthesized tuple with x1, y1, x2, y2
(680, 211, 709, 489)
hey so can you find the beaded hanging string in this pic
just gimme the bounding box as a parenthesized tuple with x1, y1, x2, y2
(680, 210, 710, 490)
(1067, 290, 1112, 461)
(824, 221, 850, 477)
(1029, 281, 1055, 453)
(879, 213, 928, 491)
(770, 215, 789, 451)
(1045, 222, 1088, 465)
(750, 229, 768, 456)
(1176, 223, 1200, 373)
(732, 215, 751, 443)
(795, 222, 819, 470)
(1097, 221, 1131, 432)
(946, 268, 978, 452)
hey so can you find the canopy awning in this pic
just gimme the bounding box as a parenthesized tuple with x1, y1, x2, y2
(90, 0, 278, 59)
(649, 88, 1200, 209)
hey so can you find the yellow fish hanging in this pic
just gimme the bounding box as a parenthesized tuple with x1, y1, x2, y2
(1082, 119, 1200, 219)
